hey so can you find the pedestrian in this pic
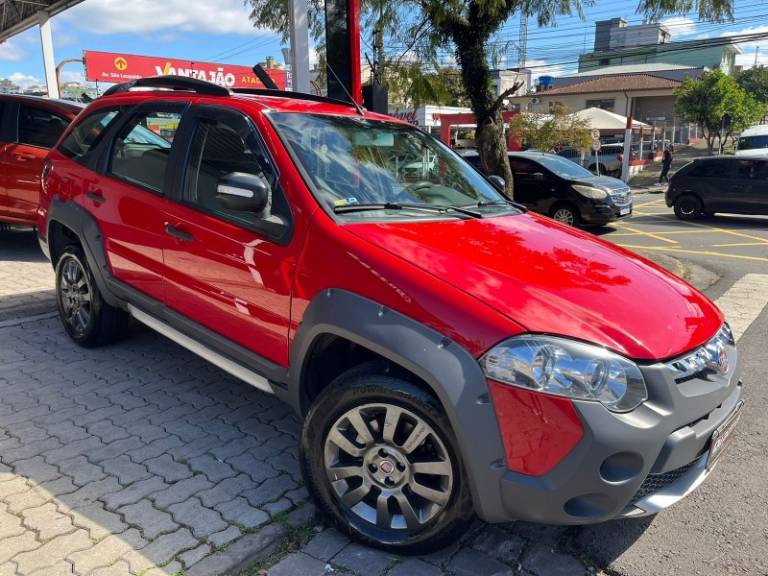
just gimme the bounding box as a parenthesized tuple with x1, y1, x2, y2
(659, 145, 674, 183)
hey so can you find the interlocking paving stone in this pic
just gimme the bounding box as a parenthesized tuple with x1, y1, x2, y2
(101, 455, 152, 486)
(446, 547, 511, 576)
(521, 544, 588, 576)
(331, 543, 399, 575)
(57, 456, 107, 486)
(208, 525, 241, 548)
(197, 473, 257, 508)
(471, 526, 527, 564)
(69, 502, 128, 540)
(151, 474, 213, 509)
(119, 499, 179, 540)
(270, 552, 329, 576)
(13, 457, 62, 484)
(145, 454, 192, 483)
(179, 543, 212, 567)
(215, 497, 269, 529)
(303, 529, 350, 562)
(14, 529, 93, 574)
(21, 503, 74, 541)
(388, 558, 444, 576)
(187, 454, 236, 482)
(242, 474, 298, 507)
(0, 531, 40, 564)
(168, 498, 228, 539)
(103, 476, 168, 511)
(68, 528, 146, 575)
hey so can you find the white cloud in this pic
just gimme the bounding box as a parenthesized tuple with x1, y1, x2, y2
(8, 73, 43, 88)
(0, 40, 25, 62)
(60, 69, 87, 84)
(61, 0, 270, 36)
(662, 17, 697, 38)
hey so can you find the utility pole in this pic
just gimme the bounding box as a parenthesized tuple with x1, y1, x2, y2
(518, 14, 528, 69)
(288, 0, 311, 93)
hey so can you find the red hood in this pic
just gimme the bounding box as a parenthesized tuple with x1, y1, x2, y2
(346, 213, 722, 360)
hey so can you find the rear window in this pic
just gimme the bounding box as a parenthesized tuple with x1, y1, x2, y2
(59, 108, 121, 164)
(687, 161, 732, 179)
(737, 135, 768, 151)
(18, 105, 69, 149)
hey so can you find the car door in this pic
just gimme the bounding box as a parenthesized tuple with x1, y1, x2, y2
(90, 102, 185, 304)
(2, 103, 70, 222)
(508, 157, 550, 212)
(161, 104, 295, 366)
(746, 160, 768, 215)
(0, 99, 12, 219)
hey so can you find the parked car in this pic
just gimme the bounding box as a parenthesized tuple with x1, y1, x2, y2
(0, 95, 82, 226)
(735, 124, 768, 158)
(557, 143, 626, 175)
(39, 76, 742, 553)
(460, 149, 632, 226)
(666, 157, 768, 219)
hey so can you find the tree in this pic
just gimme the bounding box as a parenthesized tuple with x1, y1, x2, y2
(249, 0, 735, 197)
(508, 106, 591, 152)
(736, 65, 768, 102)
(675, 69, 765, 154)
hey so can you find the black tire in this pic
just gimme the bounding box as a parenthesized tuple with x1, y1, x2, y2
(550, 203, 581, 227)
(55, 246, 129, 347)
(300, 366, 473, 553)
(673, 195, 703, 220)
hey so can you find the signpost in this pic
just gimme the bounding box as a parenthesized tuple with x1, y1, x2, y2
(83, 50, 287, 90)
(591, 129, 601, 176)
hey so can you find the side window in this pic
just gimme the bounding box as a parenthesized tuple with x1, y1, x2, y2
(509, 158, 539, 175)
(690, 161, 730, 179)
(109, 108, 183, 194)
(18, 105, 69, 149)
(59, 108, 121, 164)
(183, 111, 277, 228)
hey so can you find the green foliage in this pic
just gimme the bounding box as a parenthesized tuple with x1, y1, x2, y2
(508, 107, 592, 152)
(675, 69, 766, 153)
(736, 66, 768, 104)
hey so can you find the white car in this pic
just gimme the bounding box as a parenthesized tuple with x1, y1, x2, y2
(735, 125, 768, 158)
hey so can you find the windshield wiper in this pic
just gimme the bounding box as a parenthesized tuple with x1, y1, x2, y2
(462, 199, 527, 212)
(333, 202, 483, 218)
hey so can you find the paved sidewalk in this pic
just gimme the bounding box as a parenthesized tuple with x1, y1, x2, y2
(0, 228, 56, 322)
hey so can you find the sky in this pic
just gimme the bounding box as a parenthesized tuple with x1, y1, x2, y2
(1, 0, 768, 89)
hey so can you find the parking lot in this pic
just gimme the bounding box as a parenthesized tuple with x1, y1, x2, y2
(1, 201, 767, 576)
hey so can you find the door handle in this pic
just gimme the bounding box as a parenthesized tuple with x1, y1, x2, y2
(13, 153, 35, 162)
(165, 224, 194, 242)
(86, 190, 106, 204)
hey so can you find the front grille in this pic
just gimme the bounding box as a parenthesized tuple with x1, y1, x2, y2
(629, 460, 698, 505)
(610, 190, 632, 206)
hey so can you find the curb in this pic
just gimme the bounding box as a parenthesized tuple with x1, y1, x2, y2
(0, 311, 58, 329)
(186, 523, 287, 576)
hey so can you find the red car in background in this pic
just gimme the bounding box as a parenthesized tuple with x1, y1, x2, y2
(0, 95, 82, 227)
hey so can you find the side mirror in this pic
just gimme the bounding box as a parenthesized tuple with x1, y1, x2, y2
(216, 172, 270, 213)
(488, 175, 505, 191)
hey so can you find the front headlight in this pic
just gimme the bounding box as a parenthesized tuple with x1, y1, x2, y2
(572, 185, 608, 199)
(482, 336, 647, 412)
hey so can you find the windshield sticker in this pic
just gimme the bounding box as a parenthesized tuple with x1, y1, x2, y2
(334, 197, 360, 207)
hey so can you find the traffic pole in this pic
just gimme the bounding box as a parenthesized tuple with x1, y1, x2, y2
(621, 115, 632, 183)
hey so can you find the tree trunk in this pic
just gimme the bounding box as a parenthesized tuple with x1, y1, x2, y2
(455, 33, 515, 199)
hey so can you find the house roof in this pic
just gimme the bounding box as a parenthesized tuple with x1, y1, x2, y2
(531, 74, 682, 96)
(561, 63, 701, 78)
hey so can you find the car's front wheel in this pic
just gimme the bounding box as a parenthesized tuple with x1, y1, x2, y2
(551, 203, 581, 227)
(300, 366, 473, 553)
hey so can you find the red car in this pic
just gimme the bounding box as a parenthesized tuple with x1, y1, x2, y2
(0, 94, 82, 227)
(37, 76, 742, 552)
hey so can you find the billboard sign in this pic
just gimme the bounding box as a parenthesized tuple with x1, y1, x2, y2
(84, 50, 287, 90)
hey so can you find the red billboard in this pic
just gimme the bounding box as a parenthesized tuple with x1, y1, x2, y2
(83, 50, 287, 90)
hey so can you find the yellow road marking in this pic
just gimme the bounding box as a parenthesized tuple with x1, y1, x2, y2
(681, 220, 768, 245)
(712, 241, 768, 248)
(618, 244, 768, 263)
(620, 226, 678, 244)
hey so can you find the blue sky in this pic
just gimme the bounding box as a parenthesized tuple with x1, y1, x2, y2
(1, 0, 767, 88)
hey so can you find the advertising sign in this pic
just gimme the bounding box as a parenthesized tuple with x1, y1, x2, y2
(84, 50, 287, 90)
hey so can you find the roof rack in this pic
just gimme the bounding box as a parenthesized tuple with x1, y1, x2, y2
(231, 88, 359, 110)
(102, 75, 230, 97)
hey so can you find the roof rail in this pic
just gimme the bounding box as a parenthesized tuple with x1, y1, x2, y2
(231, 88, 359, 110)
(102, 75, 230, 97)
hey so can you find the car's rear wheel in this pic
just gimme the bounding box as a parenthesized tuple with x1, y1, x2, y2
(55, 246, 129, 347)
(673, 195, 703, 220)
(551, 203, 581, 227)
(301, 367, 473, 553)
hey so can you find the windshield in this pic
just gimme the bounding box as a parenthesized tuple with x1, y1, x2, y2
(738, 135, 768, 151)
(269, 113, 515, 218)
(531, 155, 595, 179)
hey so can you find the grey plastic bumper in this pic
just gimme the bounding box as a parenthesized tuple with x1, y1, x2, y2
(490, 343, 741, 525)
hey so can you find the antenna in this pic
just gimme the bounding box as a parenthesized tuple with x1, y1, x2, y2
(252, 64, 280, 90)
(518, 13, 529, 68)
(325, 62, 365, 115)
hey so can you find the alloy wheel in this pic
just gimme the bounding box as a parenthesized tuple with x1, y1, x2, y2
(553, 208, 576, 225)
(59, 257, 93, 336)
(323, 403, 454, 532)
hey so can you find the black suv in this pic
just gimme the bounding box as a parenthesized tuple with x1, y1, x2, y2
(666, 157, 768, 219)
(461, 150, 633, 227)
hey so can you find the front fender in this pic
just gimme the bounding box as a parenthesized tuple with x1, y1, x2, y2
(288, 288, 509, 522)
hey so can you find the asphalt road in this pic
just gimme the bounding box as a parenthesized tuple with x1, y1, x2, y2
(575, 196, 768, 576)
